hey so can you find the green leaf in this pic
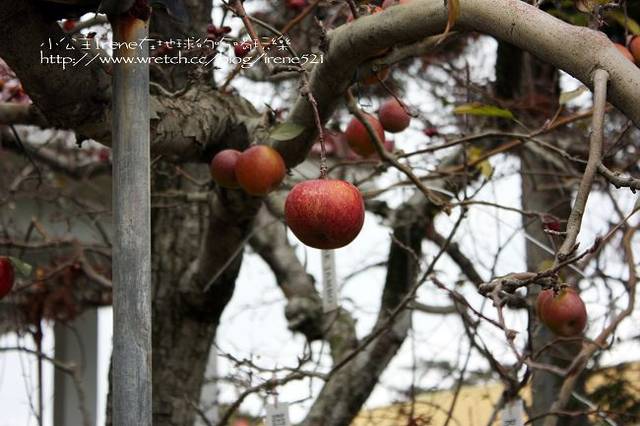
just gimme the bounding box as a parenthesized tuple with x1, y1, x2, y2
(270, 122, 306, 141)
(453, 103, 514, 119)
(8, 257, 32, 277)
(559, 86, 588, 105)
(606, 10, 640, 35)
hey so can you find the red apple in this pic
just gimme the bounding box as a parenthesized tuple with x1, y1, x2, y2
(537, 287, 587, 337)
(614, 43, 635, 63)
(424, 127, 439, 137)
(345, 114, 385, 157)
(536, 288, 553, 321)
(0, 257, 15, 299)
(629, 36, 640, 64)
(310, 130, 337, 156)
(378, 98, 411, 133)
(234, 42, 252, 58)
(210, 149, 242, 189)
(286, 0, 307, 10)
(285, 179, 365, 249)
(235, 145, 286, 196)
(62, 19, 77, 32)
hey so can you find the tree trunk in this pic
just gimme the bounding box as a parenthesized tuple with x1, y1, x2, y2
(150, 165, 261, 426)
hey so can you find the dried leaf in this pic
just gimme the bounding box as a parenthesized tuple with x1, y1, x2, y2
(559, 86, 588, 105)
(437, 0, 460, 44)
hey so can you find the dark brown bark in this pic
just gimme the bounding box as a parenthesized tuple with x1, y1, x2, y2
(150, 165, 261, 426)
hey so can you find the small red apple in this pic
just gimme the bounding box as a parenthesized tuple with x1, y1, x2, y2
(536, 288, 553, 321)
(210, 149, 242, 189)
(0, 257, 15, 300)
(235, 145, 286, 196)
(62, 19, 77, 32)
(286, 0, 307, 10)
(629, 36, 640, 64)
(378, 98, 411, 133)
(537, 287, 587, 337)
(285, 179, 365, 249)
(345, 114, 385, 157)
(614, 43, 635, 63)
(423, 127, 439, 137)
(234, 42, 252, 58)
(310, 130, 337, 156)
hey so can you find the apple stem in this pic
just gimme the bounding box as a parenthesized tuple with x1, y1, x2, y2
(302, 76, 328, 179)
(318, 128, 328, 179)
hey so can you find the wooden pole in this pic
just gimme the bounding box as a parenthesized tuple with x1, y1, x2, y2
(111, 9, 152, 426)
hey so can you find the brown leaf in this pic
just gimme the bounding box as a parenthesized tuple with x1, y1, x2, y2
(437, 0, 460, 45)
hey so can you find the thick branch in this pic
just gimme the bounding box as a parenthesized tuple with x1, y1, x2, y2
(278, 0, 640, 166)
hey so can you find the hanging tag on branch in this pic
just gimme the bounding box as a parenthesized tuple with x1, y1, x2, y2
(501, 399, 524, 426)
(321, 250, 339, 313)
(265, 402, 291, 426)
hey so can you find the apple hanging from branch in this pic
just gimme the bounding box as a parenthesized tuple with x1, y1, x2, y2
(536, 286, 587, 337)
(285, 179, 365, 249)
(235, 145, 286, 196)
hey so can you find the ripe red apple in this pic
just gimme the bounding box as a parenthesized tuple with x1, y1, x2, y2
(286, 0, 307, 10)
(345, 114, 385, 157)
(234, 42, 252, 58)
(235, 145, 286, 196)
(210, 149, 242, 189)
(629, 36, 640, 64)
(614, 43, 635, 63)
(310, 130, 338, 156)
(424, 127, 439, 137)
(536, 288, 553, 320)
(62, 19, 77, 32)
(285, 179, 365, 249)
(378, 98, 411, 133)
(537, 287, 587, 337)
(0, 257, 15, 300)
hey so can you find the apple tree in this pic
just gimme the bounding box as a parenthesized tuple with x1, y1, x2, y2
(0, 0, 639, 425)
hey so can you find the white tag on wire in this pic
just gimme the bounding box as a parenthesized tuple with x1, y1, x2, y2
(265, 402, 291, 426)
(501, 399, 524, 426)
(321, 250, 339, 312)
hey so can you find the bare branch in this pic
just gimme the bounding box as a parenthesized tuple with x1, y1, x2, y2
(557, 69, 609, 261)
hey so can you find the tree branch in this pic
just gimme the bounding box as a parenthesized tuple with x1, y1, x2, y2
(557, 69, 609, 261)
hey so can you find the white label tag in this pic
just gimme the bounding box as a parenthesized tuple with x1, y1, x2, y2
(501, 399, 524, 426)
(321, 250, 339, 312)
(265, 403, 291, 426)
